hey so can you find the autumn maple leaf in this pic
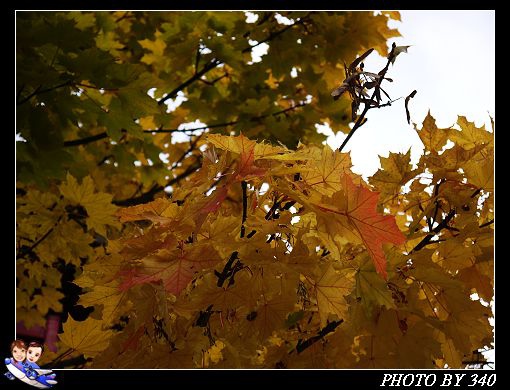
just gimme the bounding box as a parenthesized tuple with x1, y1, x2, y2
(342, 175, 406, 279)
(196, 134, 267, 218)
(118, 244, 222, 295)
(317, 175, 406, 279)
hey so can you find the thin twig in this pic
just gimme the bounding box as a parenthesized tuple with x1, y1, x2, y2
(215, 251, 239, 287)
(97, 154, 114, 166)
(170, 133, 204, 170)
(242, 14, 310, 54)
(410, 209, 456, 253)
(194, 45, 201, 75)
(63, 132, 109, 147)
(47, 348, 74, 368)
(16, 215, 63, 259)
(113, 159, 201, 206)
(75, 83, 119, 92)
(17, 80, 73, 106)
(64, 102, 307, 146)
(199, 72, 229, 86)
(479, 219, 494, 228)
(158, 59, 221, 106)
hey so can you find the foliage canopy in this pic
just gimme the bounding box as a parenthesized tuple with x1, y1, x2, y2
(16, 11, 493, 369)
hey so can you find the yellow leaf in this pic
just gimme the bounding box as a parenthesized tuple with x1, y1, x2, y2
(59, 317, 113, 358)
(449, 116, 493, 151)
(240, 293, 296, 342)
(32, 287, 64, 315)
(382, 11, 401, 21)
(415, 111, 450, 152)
(312, 265, 355, 327)
(463, 149, 494, 192)
(139, 115, 158, 130)
(203, 340, 225, 367)
(354, 254, 396, 314)
(116, 197, 179, 224)
(433, 240, 475, 272)
(95, 31, 124, 53)
(207, 133, 289, 160)
(369, 150, 418, 202)
(139, 36, 167, 66)
(437, 332, 463, 368)
(79, 283, 129, 325)
(301, 145, 351, 195)
(59, 173, 120, 236)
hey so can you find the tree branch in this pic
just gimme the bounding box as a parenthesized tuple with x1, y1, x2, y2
(63, 132, 109, 147)
(64, 102, 307, 146)
(410, 209, 456, 253)
(294, 319, 343, 354)
(16, 215, 63, 260)
(49, 354, 90, 369)
(145, 122, 236, 135)
(158, 58, 222, 106)
(46, 347, 74, 368)
(479, 219, 494, 228)
(74, 82, 119, 92)
(198, 72, 229, 86)
(17, 80, 73, 106)
(113, 159, 201, 206)
(241, 14, 310, 54)
(170, 134, 204, 170)
(215, 251, 240, 287)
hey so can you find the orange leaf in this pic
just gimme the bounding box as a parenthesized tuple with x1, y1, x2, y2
(118, 245, 222, 295)
(343, 175, 405, 279)
(116, 198, 177, 224)
(197, 134, 266, 218)
(232, 134, 267, 180)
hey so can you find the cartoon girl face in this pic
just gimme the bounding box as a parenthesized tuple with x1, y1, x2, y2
(12, 346, 26, 362)
(27, 346, 42, 364)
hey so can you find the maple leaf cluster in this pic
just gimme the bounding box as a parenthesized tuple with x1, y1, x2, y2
(68, 118, 492, 368)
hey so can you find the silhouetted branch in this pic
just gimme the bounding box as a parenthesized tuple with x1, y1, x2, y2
(294, 320, 343, 354)
(17, 80, 73, 105)
(411, 209, 456, 253)
(64, 132, 109, 147)
(113, 160, 201, 206)
(158, 58, 222, 106)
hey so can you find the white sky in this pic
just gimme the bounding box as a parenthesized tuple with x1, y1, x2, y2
(322, 10, 495, 178)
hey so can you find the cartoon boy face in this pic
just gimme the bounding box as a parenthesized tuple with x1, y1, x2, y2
(26, 346, 43, 364)
(12, 346, 26, 362)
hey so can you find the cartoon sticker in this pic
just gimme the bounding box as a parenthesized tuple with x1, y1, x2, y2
(4, 339, 57, 388)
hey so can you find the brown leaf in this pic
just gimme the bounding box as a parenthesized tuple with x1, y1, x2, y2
(331, 82, 349, 100)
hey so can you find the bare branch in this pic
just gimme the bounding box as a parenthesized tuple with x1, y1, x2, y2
(158, 59, 222, 106)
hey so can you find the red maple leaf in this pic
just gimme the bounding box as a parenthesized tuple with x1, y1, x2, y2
(118, 244, 222, 295)
(317, 175, 406, 279)
(342, 175, 406, 279)
(199, 134, 266, 217)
